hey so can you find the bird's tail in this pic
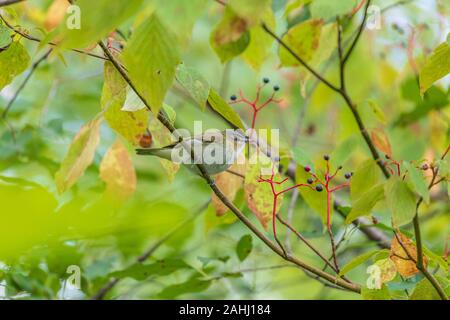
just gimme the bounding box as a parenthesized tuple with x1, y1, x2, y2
(136, 148, 160, 155)
(136, 147, 173, 161)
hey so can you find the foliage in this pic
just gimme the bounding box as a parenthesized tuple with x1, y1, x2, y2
(0, 0, 449, 301)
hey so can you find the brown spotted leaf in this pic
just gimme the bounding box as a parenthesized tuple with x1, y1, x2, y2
(390, 232, 428, 278)
(100, 140, 136, 200)
(212, 153, 246, 216)
(101, 62, 149, 146)
(375, 258, 397, 284)
(244, 152, 284, 229)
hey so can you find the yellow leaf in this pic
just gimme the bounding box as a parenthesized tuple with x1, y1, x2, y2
(55, 116, 102, 193)
(100, 140, 136, 200)
(375, 258, 397, 284)
(101, 62, 149, 146)
(390, 232, 428, 278)
(212, 153, 246, 216)
(44, 0, 70, 31)
(148, 114, 180, 181)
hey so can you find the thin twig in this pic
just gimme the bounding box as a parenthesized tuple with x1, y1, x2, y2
(410, 145, 450, 300)
(0, 14, 108, 61)
(99, 41, 360, 293)
(277, 215, 339, 274)
(2, 49, 52, 119)
(0, 0, 24, 7)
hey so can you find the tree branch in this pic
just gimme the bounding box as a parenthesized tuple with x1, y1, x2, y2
(0, 14, 108, 61)
(342, 0, 372, 65)
(0, 0, 24, 7)
(98, 41, 361, 294)
(410, 145, 450, 300)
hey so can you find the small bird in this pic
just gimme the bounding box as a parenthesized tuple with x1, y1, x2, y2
(136, 129, 248, 175)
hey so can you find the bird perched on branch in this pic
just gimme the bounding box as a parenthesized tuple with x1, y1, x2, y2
(136, 129, 248, 175)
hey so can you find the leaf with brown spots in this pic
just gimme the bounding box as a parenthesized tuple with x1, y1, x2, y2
(100, 140, 136, 200)
(244, 152, 284, 229)
(212, 153, 246, 216)
(390, 232, 428, 278)
(279, 19, 323, 67)
(101, 62, 149, 146)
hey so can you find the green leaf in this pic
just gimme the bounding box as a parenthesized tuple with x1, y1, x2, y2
(279, 19, 323, 67)
(339, 249, 380, 276)
(123, 13, 181, 114)
(52, 0, 143, 49)
(310, 0, 358, 21)
(419, 42, 450, 94)
(229, 0, 271, 27)
(351, 160, 380, 202)
(101, 62, 149, 145)
(410, 276, 450, 300)
(366, 100, 387, 124)
(176, 64, 210, 110)
(0, 41, 30, 90)
(204, 202, 238, 233)
(55, 116, 102, 193)
(236, 234, 253, 262)
(346, 183, 385, 224)
(210, 7, 250, 63)
(292, 147, 314, 169)
(422, 246, 448, 273)
(150, 0, 207, 46)
(395, 85, 449, 126)
(245, 152, 284, 229)
(361, 284, 391, 300)
(0, 24, 11, 48)
(110, 259, 191, 281)
(295, 165, 330, 225)
(158, 276, 211, 299)
(404, 162, 430, 204)
(207, 89, 245, 129)
(330, 135, 360, 168)
(241, 9, 275, 71)
(384, 177, 417, 227)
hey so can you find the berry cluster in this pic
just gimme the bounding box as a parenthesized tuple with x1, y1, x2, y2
(302, 155, 352, 230)
(230, 77, 282, 129)
(257, 154, 352, 257)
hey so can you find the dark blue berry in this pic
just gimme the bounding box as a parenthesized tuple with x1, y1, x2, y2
(307, 178, 314, 184)
(323, 154, 330, 161)
(230, 95, 237, 101)
(345, 173, 352, 179)
(263, 77, 270, 84)
(315, 185, 323, 192)
(273, 85, 280, 91)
